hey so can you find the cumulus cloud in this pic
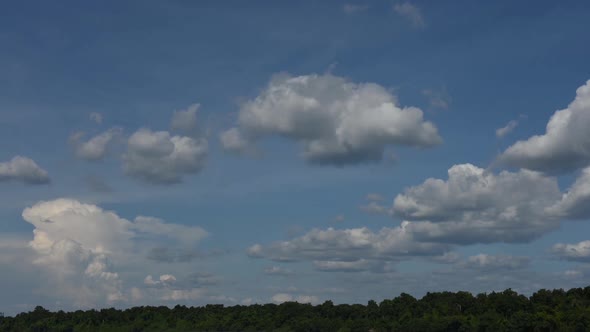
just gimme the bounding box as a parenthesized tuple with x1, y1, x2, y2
(69, 128, 122, 161)
(393, 164, 562, 244)
(170, 103, 199, 133)
(496, 120, 518, 138)
(499, 80, 590, 173)
(551, 240, 590, 262)
(248, 226, 449, 271)
(123, 128, 208, 184)
(0, 156, 50, 184)
(21, 198, 208, 307)
(393, 2, 425, 28)
(221, 73, 441, 165)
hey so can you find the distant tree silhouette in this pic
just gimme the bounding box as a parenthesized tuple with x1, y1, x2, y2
(2, 286, 590, 331)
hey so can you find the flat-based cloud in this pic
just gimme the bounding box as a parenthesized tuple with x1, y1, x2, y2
(221, 73, 442, 165)
(21, 198, 209, 307)
(123, 128, 208, 184)
(0, 156, 50, 185)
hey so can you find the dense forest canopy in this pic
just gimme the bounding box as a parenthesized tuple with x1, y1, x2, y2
(2, 286, 590, 331)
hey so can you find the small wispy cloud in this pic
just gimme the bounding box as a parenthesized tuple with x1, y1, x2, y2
(496, 115, 526, 138)
(422, 88, 452, 110)
(90, 112, 103, 124)
(496, 120, 519, 138)
(394, 2, 425, 29)
(342, 4, 369, 14)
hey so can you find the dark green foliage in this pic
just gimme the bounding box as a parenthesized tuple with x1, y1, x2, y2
(3, 286, 590, 331)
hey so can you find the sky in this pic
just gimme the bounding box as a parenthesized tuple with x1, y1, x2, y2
(1, 0, 590, 315)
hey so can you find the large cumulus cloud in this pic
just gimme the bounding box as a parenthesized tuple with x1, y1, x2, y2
(392, 164, 562, 244)
(221, 73, 442, 165)
(21, 198, 208, 307)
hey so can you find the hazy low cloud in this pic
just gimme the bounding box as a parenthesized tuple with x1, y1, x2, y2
(271, 293, 320, 304)
(0, 156, 50, 185)
(461, 254, 531, 271)
(264, 266, 294, 276)
(221, 73, 441, 165)
(551, 240, 590, 262)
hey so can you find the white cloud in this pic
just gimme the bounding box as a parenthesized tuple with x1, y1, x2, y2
(0, 156, 50, 184)
(221, 73, 441, 165)
(496, 120, 518, 138)
(21, 198, 208, 307)
(499, 80, 590, 173)
(248, 226, 449, 271)
(546, 166, 590, 220)
(69, 128, 121, 161)
(393, 2, 425, 28)
(144, 274, 177, 287)
(123, 128, 208, 184)
(89, 112, 103, 124)
(393, 164, 562, 244)
(551, 240, 590, 262)
(170, 103, 199, 133)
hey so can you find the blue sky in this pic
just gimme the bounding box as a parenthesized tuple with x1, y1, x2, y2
(2, 0, 590, 314)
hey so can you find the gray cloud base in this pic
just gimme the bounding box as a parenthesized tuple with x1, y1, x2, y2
(0, 156, 50, 185)
(221, 73, 442, 165)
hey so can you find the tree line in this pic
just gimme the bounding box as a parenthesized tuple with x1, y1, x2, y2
(2, 287, 590, 331)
